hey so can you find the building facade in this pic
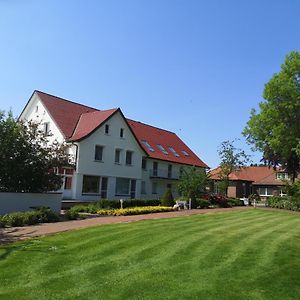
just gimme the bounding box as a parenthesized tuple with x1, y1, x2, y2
(19, 90, 208, 201)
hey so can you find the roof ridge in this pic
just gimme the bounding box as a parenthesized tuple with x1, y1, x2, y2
(80, 107, 118, 116)
(127, 118, 175, 134)
(35, 90, 98, 111)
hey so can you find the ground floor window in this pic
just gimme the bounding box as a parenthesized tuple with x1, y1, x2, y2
(259, 187, 273, 197)
(141, 181, 146, 194)
(64, 177, 72, 190)
(115, 178, 130, 196)
(82, 175, 100, 194)
(101, 177, 108, 199)
(152, 182, 157, 194)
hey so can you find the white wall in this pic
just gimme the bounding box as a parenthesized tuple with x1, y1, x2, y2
(0, 192, 62, 214)
(73, 111, 145, 200)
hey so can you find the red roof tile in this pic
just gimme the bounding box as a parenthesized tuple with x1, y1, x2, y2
(210, 166, 275, 182)
(127, 119, 208, 168)
(69, 109, 119, 141)
(37, 91, 97, 138)
(34, 91, 208, 168)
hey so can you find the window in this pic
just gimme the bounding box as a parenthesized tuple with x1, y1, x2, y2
(64, 177, 72, 190)
(168, 164, 172, 178)
(152, 182, 157, 194)
(142, 140, 155, 152)
(276, 173, 289, 180)
(120, 128, 124, 138)
(115, 149, 121, 164)
(168, 147, 180, 157)
(82, 175, 100, 194)
(94, 145, 103, 161)
(101, 177, 108, 199)
(126, 151, 133, 165)
(280, 189, 287, 197)
(105, 124, 110, 134)
(43, 122, 50, 135)
(259, 187, 273, 196)
(115, 178, 130, 195)
(153, 161, 158, 176)
(181, 150, 189, 156)
(157, 144, 168, 154)
(35, 105, 39, 113)
(142, 158, 147, 170)
(141, 181, 146, 194)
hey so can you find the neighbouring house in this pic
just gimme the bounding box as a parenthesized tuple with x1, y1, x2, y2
(19, 90, 208, 202)
(209, 166, 296, 199)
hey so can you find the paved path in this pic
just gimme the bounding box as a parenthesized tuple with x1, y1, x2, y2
(0, 207, 250, 244)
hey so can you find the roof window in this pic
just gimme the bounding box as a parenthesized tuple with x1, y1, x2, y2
(142, 140, 155, 152)
(168, 147, 180, 157)
(181, 150, 189, 156)
(157, 144, 168, 154)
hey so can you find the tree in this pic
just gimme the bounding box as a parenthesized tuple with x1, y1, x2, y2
(177, 167, 208, 203)
(217, 140, 250, 194)
(161, 188, 175, 207)
(0, 110, 70, 192)
(243, 51, 300, 181)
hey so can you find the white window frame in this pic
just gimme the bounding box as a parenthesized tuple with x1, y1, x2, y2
(94, 145, 104, 162)
(259, 187, 273, 197)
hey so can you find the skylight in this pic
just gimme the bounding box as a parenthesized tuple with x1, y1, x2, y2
(168, 147, 180, 157)
(142, 140, 155, 152)
(181, 150, 189, 156)
(157, 144, 168, 154)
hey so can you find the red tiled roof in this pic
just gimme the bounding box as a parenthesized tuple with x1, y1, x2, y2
(209, 166, 275, 182)
(69, 109, 119, 141)
(37, 91, 97, 138)
(252, 172, 286, 186)
(34, 91, 208, 168)
(127, 119, 208, 168)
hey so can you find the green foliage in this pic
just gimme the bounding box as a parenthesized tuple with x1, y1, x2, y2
(0, 110, 70, 192)
(243, 51, 300, 180)
(267, 196, 300, 211)
(217, 140, 250, 194)
(161, 188, 175, 207)
(178, 167, 208, 201)
(195, 199, 211, 208)
(0, 207, 59, 227)
(248, 193, 261, 202)
(227, 198, 244, 207)
(65, 207, 80, 220)
(97, 206, 173, 216)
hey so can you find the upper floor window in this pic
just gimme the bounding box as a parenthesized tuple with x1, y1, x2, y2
(142, 158, 147, 170)
(126, 151, 133, 165)
(115, 149, 121, 164)
(142, 140, 155, 152)
(168, 164, 172, 178)
(181, 150, 189, 156)
(35, 105, 39, 113)
(276, 172, 289, 180)
(95, 145, 103, 161)
(168, 146, 180, 157)
(43, 122, 50, 135)
(120, 128, 124, 138)
(105, 124, 110, 135)
(157, 144, 168, 154)
(141, 181, 146, 194)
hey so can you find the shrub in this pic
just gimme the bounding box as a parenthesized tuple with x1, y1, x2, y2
(227, 198, 244, 207)
(35, 207, 59, 223)
(1, 212, 25, 227)
(161, 189, 175, 207)
(22, 211, 40, 225)
(97, 199, 161, 209)
(65, 207, 80, 220)
(97, 206, 173, 216)
(0, 216, 5, 228)
(267, 196, 300, 211)
(195, 199, 210, 209)
(209, 195, 230, 208)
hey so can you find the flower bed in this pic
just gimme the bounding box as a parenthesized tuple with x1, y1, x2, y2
(97, 206, 174, 216)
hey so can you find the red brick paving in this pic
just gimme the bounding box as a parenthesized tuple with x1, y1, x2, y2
(0, 207, 250, 243)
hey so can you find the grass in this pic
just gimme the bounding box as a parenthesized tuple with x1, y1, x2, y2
(0, 209, 299, 300)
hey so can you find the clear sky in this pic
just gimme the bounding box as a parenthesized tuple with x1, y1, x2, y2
(0, 0, 299, 168)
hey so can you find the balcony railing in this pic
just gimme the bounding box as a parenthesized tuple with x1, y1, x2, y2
(149, 169, 179, 180)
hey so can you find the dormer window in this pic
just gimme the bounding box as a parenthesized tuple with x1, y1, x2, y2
(105, 124, 110, 135)
(276, 172, 289, 180)
(168, 146, 180, 157)
(157, 144, 168, 154)
(142, 140, 155, 152)
(181, 150, 189, 156)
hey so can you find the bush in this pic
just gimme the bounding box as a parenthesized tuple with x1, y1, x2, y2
(97, 206, 173, 216)
(209, 195, 230, 208)
(267, 196, 300, 211)
(97, 199, 161, 209)
(0, 207, 59, 227)
(161, 189, 175, 207)
(227, 198, 244, 207)
(65, 207, 80, 220)
(195, 199, 210, 209)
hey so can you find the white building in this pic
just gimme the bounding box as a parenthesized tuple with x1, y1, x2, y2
(19, 90, 208, 201)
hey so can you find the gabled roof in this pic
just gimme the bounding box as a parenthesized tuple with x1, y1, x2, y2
(252, 172, 286, 186)
(29, 90, 208, 168)
(69, 108, 119, 141)
(36, 91, 97, 138)
(209, 166, 275, 182)
(127, 119, 208, 168)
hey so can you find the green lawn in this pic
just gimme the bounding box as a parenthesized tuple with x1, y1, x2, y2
(0, 209, 299, 300)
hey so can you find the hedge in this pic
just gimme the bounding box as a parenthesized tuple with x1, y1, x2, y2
(97, 206, 174, 216)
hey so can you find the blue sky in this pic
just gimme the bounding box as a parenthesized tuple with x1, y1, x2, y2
(0, 0, 299, 168)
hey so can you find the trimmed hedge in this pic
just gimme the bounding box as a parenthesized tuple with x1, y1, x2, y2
(0, 207, 59, 227)
(97, 206, 174, 216)
(97, 199, 161, 209)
